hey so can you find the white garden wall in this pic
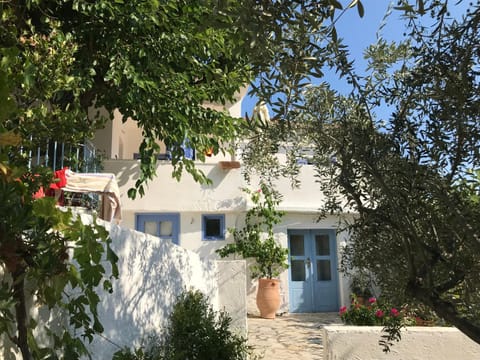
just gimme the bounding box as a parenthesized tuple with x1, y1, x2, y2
(87, 221, 248, 359)
(216, 260, 247, 333)
(0, 217, 247, 360)
(87, 222, 220, 358)
(323, 325, 480, 360)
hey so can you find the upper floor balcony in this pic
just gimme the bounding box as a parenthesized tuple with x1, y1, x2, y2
(26, 138, 100, 173)
(24, 138, 121, 223)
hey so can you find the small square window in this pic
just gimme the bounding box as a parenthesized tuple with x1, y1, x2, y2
(202, 214, 225, 240)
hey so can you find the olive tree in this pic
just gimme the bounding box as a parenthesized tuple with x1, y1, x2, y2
(1, 0, 365, 357)
(299, 0, 480, 345)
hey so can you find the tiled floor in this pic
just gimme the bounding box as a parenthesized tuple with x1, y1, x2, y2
(247, 313, 342, 360)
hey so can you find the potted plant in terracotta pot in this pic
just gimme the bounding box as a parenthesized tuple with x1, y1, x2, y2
(349, 269, 375, 305)
(217, 181, 288, 319)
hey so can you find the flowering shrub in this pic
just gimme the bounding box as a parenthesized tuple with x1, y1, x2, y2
(339, 296, 403, 327)
(339, 297, 446, 352)
(339, 295, 406, 352)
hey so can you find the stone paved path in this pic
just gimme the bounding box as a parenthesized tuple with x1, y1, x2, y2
(247, 313, 342, 360)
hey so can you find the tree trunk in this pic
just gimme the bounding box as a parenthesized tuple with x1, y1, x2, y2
(12, 269, 32, 360)
(411, 285, 480, 345)
(430, 296, 480, 346)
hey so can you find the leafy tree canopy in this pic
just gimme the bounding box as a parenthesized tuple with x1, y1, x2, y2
(1, 0, 368, 358)
(1, 0, 365, 196)
(257, 0, 480, 345)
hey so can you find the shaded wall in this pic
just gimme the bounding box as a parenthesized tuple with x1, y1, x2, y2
(0, 217, 247, 360)
(88, 222, 246, 358)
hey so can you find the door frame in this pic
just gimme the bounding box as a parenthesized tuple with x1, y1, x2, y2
(287, 228, 340, 312)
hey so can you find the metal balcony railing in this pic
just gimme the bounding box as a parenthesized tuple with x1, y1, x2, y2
(25, 138, 101, 210)
(27, 138, 99, 173)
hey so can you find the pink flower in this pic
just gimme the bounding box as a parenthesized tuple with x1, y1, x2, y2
(375, 309, 384, 318)
(339, 306, 347, 315)
(390, 308, 400, 317)
(368, 297, 377, 304)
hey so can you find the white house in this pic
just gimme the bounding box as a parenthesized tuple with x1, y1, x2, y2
(91, 90, 350, 317)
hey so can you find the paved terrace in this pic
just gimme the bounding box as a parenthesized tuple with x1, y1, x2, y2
(247, 313, 342, 360)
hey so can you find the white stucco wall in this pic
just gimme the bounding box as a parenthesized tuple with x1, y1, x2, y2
(116, 209, 243, 259)
(103, 159, 352, 316)
(87, 222, 220, 358)
(103, 160, 335, 234)
(216, 260, 247, 336)
(103, 160, 248, 259)
(0, 215, 247, 360)
(323, 325, 480, 360)
(103, 161, 244, 215)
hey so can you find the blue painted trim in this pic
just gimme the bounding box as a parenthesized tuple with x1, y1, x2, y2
(287, 229, 339, 313)
(202, 214, 225, 241)
(135, 213, 180, 245)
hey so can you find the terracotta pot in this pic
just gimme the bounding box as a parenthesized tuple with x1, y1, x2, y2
(354, 295, 368, 305)
(256, 278, 281, 319)
(415, 318, 435, 326)
(218, 161, 241, 169)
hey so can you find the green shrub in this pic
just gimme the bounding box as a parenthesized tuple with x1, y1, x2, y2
(339, 296, 403, 326)
(112, 347, 147, 360)
(112, 289, 255, 360)
(216, 182, 288, 279)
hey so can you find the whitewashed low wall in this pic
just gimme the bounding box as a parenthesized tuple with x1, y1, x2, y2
(88, 223, 248, 359)
(1, 217, 247, 360)
(216, 260, 247, 335)
(323, 325, 480, 360)
(87, 222, 218, 358)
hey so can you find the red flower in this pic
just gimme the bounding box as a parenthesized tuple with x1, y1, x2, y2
(339, 306, 347, 315)
(375, 309, 384, 318)
(368, 297, 377, 304)
(390, 308, 400, 317)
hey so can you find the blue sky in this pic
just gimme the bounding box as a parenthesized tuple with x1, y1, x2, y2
(240, 1, 405, 116)
(241, 1, 471, 117)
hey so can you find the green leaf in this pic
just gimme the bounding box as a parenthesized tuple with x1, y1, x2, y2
(331, 27, 338, 43)
(330, 0, 343, 10)
(23, 62, 36, 89)
(93, 318, 104, 333)
(417, 0, 425, 15)
(32, 197, 60, 221)
(127, 188, 137, 199)
(357, 1, 365, 18)
(106, 243, 119, 278)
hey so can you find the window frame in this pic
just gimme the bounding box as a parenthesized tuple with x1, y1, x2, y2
(135, 213, 180, 245)
(202, 214, 225, 241)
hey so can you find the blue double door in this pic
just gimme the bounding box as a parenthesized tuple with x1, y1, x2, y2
(288, 229, 339, 312)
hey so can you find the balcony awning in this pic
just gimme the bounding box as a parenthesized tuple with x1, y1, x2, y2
(63, 169, 122, 223)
